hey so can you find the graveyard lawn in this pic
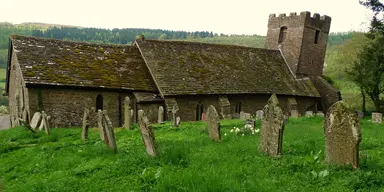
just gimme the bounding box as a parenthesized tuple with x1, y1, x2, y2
(0, 117, 384, 191)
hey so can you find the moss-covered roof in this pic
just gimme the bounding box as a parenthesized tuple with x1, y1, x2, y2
(135, 39, 320, 97)
(10, 35, 158, 91)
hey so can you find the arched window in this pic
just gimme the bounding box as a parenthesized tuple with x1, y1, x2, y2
(235, 101, 242, 114)
(278, 26, 287, 44)
(196, 102, 204, 121)
(96, 94, 103, 112)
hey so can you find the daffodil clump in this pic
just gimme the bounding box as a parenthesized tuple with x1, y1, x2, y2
(229, 125, 260, 136)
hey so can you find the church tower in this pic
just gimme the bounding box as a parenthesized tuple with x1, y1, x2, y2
(264, 11, 331, 77)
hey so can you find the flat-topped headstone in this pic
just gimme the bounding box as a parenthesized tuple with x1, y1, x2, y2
(158, 106, 164, 124)
(256, 110, 264, 120)
(316, 112, 325, 117)
(290, 110, 299, 118)
(30, 112, 42, 129)
(259, 94, 284, 157)
(207, 105, 221, 142)
(138, 109, 159, 157)
(305, 111, 314, 117)
(372, 112, 382, 123)
(325, 101, 361, 168)
(124, 97, 132, 129)
(239, 111, 245, 120)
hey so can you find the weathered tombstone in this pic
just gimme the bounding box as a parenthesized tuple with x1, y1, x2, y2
(244, 113, 251, 120)
(356, 111, 364, 119)
(290, 110, 299, 118)
(256, 110, 264, 120)
(176, 116, 181, 127)
(81, 108, 90, 141)
(97, 110, 104, 141)
(201, 112, 207, 121)
(30, 112, 42, 129)
(102, 110, 117, 153)
(283, 114, 289, 125)
(305, 111, 314, 117)
(138, 109, 159, 157)
(259, 94, 284, 157)
(172, 106, 178, 126)
(239, 111, 245, 120)
(130, 109, 134, 120)
(325, 101, 361, 168)
(124, 97, 131, 129)
(41, 111, 50, 136)
(316, 112, 325, 117)
(158, 106, 164, 124)
(206, 105, 221, 142)
(244, 119, 256, 129)
(372, 112, 382, 123)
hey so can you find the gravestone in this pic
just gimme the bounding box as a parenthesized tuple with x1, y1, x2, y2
(325, 101, 361, 168)
(176, 117, 181, 127)
(172, 106, 178, 126)
(372, 112, 382, 123)
(316, 112, 325, 117)
(283, 114, 289, 125)
(41, 111, 50, 136)
(356, 111, 364, 119)
(30, 112, 42, 129)
(97, 110, 105, 141)
(201, 112, 207, 121)
(158, 106, 164, 124)
(130, 109, 134, 120)
(101, 110, 117, 153)
(239, 111, 245, 120)
(290, 110, 299, 118)
(240, 112, 251, 120)
(81, 108, 90, 141)
(138, 109, 159, 157)
(256, 110, 264, 120)
(305, 111, 314, 117)
(244, 119, 256, 130)
(206, 105, 221, 142)
(124, 97, 132, 129)
(259, 94, 284, 157)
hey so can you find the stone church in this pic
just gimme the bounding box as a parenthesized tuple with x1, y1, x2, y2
(5, 11, 340, 128)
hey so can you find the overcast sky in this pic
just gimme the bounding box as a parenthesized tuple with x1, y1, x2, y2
(1, 0, 375, 35)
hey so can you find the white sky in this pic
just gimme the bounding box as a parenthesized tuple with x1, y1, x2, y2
(0, 0, 375, 35)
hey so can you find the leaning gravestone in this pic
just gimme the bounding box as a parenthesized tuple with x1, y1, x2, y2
(124, 97, 132, 129)
(325, 101, 361, 168)
(372, 112, 382, 123)
(97, 110, 104, 141)
(259, 94, 284, 157)
(138, 110, 159, 157)
(207, 105, 221, 142)
(101, 110, 117, 153)
(256, 110, 264, 120)
(30, 112, 42, 129)
(158, 106, 164, 124)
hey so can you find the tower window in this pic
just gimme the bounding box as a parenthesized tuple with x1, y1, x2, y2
(278, 27, 287, 44)
(314, 30, 320, 44)
(96, 94, 103, 112)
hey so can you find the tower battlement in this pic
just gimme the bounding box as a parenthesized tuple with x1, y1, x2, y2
(268, 11, 331, 33)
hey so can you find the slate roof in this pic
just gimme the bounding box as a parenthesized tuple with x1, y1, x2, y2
(9, 35, 158, 92)
(135, 39, 320, 97)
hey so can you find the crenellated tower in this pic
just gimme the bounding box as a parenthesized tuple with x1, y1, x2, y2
(265, 11, 331, 77)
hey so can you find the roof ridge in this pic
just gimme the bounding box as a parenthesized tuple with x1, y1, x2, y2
(10, 35, 133, 48)
(141, 39, 279, 52)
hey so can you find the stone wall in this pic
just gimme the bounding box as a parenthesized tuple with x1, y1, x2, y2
(8, 50, 31, 126)
(28, 88, 134, 128)
(170, 94, 318, 121)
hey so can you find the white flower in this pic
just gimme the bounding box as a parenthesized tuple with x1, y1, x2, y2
(255, 129, 260, 133)
(230, 129, 234, 133)
(224, 133, 227, 136)
(242, 134, 245, 136)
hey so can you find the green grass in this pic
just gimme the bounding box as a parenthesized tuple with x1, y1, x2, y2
(0, 117, 384, 191)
